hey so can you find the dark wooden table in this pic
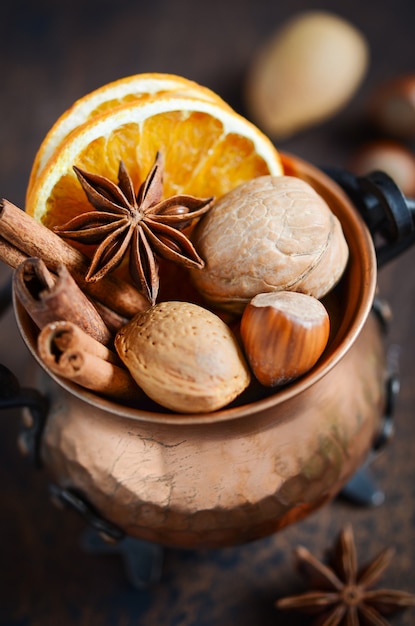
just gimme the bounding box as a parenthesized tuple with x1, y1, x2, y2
(1, 0, 415, 624)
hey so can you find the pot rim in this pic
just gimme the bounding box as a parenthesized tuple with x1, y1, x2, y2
(14, 153, 377, 425)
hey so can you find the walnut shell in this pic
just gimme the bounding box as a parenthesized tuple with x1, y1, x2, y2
(114, 301, 251, 414)
(190, 175, 349, 313)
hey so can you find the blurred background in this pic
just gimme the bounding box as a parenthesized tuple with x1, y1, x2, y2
(1, 0, 415, 624)
(2, 0, 415, 207)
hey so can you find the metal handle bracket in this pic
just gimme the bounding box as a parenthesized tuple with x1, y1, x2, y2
(324, 167, 415, 267)
(0, 364, 49, 466)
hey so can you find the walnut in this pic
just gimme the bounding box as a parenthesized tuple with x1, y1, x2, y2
(190, 175, 349, 313)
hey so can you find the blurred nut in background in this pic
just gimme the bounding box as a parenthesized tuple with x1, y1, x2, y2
(245, 11, 369, 139)
(369, 75, 415, 139)
(349, 140, 415, 197)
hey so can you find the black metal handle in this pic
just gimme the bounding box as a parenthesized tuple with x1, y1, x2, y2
(0, 276, 12, 317)
(324, 167, 415, 267)
(0, 364, 49, 466)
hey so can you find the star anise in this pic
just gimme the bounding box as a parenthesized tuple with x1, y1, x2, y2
(275, 524, 415, 625)
(53, 152, 214, 305)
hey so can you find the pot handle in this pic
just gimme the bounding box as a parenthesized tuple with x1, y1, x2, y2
(324, 167, 415, 268)
(0, 363, 49, 466)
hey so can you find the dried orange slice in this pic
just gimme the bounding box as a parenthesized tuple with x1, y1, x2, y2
(27, 73, 231, 197)
(26, 94, 283, 231)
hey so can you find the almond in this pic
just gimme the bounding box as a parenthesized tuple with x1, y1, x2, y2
(245, 11, 369, 139)
(115, 301, 251, 413)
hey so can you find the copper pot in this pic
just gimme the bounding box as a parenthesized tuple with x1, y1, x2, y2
(14, 154, 387, 549)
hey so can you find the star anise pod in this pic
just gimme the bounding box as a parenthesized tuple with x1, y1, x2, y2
(53, 152, 214, 305)
(275, 524, 415, 625)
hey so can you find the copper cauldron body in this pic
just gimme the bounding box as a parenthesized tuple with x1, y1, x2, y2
(15, 154, 385, 549)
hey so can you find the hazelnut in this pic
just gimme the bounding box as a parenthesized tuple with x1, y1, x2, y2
(369, 75, 415, 139)
(190, 175, 349, 313)
(115, 301, 251, 414)
(240, 291, 330, 386)
(349, 140, 415, 197)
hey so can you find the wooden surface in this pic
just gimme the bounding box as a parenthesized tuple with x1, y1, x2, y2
(1, 0, 415, 624)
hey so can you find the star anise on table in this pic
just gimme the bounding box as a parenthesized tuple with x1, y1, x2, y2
(53, 152, 214, 305)
(275, 524, 415, 626)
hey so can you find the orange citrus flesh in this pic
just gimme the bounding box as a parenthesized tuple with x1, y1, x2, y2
(26, 73, 232, 199)
(26, 94, 283, 233)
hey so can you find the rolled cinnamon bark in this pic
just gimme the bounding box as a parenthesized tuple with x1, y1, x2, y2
(13, 258, 113, 346)
(0, 198, 149, 318)
(0, 235, 27, 268)
(37, 320, 143, 401)
(44, 319, 119, 364)
(90, 300, 129, 334)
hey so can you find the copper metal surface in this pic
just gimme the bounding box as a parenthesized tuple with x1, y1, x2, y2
(14, 154, 384, 548)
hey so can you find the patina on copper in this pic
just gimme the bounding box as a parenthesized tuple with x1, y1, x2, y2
(14, 154, 385, 549)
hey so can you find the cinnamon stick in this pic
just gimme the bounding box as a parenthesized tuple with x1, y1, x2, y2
(43, 320, 120, 364)
(37, 320, 142, 401)
(13, 258, 113, 346)
(0, 236, 128, 334)
(0, 235, 27, 268)
(90, 300, 129, 334)
(0, 198, 149, 318)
